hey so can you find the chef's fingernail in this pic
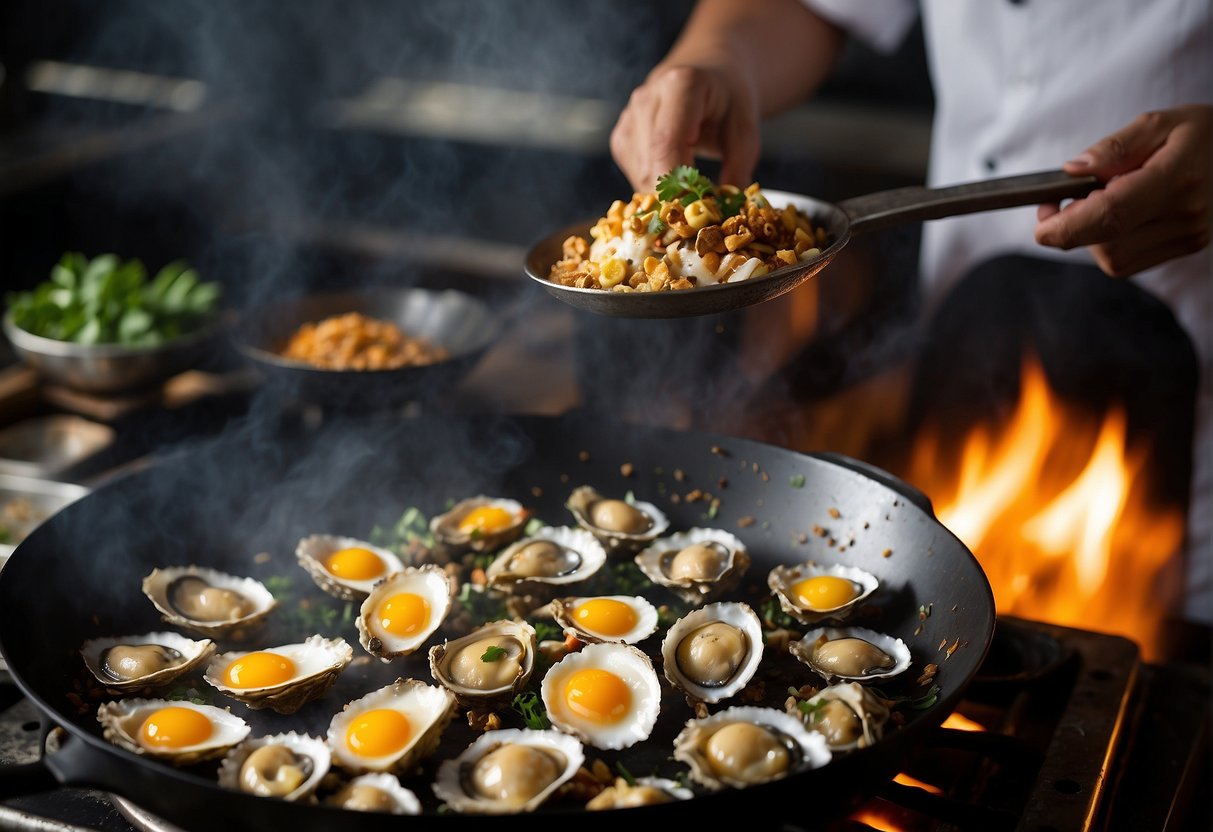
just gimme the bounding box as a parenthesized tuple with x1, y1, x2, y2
(1065, 153, 1095, 169)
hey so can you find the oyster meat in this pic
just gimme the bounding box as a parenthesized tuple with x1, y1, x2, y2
(673, 706, 830, 790)
(432, 728, 583, 814)
(485, 526, 607, 601)
(797, 682, 891, 753)
(217, 732, 330, 801)
(80, 632, 214, 694)
(790, 626, 911, 684)
(428, 619, 536, 708)
(635, 527, 750, 606)
(142, 566, 276, 637)
(586, 777, 693, 810)
(326, 772, 421, 814)
(660, 601, 764, 704)
(566, 486, 668, 554)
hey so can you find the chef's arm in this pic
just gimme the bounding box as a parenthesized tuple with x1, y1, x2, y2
(1035, 104, 1213, 276)
(609, 0, 845, 192)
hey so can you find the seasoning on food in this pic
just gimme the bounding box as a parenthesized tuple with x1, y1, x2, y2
(279, 312, 448, 371)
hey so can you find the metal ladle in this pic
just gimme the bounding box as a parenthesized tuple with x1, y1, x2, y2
(524, 169, 1100, 318)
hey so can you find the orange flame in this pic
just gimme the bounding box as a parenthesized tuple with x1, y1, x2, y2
(907, 357, 1184, 659)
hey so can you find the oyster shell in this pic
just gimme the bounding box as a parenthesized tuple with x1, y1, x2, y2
(203, 635, 353, 714)
(141, 566, 276, 637)
(428, 619, 536, 708)
(635, 527, 750, 606)
(789, 626, 911, 684)
(566, 486, 669, 554)
(797, 682, 891, 753)
(97, 698, 250, 765)
(586, 777, 694, 810)
(673, 706, 831, 790)
(660, 602, 764, 704)
(296, 534, 405, 601)
(357, 564, 455, 660)
(326, 678, 456, 775)
(540, 641, 661, 750)
(217, 732, 330, 801)
(485, 526, 607, 603)
(431, 496, 528, 556)
(432, 728, 583, 814)
(80, 632, 215, 694)
(550, 595, 659, 645)
(326, 772, 421, 814)
(767, 561, 879, 625)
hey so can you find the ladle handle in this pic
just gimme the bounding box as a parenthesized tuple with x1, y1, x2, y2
(839, 170, 1101, 237)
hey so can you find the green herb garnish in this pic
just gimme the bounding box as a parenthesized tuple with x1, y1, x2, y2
(789, 474, 806, 488)
(481, 645, 507, 662)
(797, 698, 827, 719)
(910, 684, 942, 710)
(530, 619, 561, 643)
(615, 761, 637, 786)
(720, 190, 747, 218)
(511, 692, 550, 729)
(656, 165, 715, 206)
(647, 213, 666, 235)
(524, 517, 547, 536)
(6, 253, 219, 346)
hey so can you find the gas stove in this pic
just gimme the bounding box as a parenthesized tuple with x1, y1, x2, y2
(2, 616, 1207, 832)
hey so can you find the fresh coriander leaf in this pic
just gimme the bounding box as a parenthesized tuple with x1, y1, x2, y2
(789, 474, 806, 488)
(720, 191, 747, 217)
(511, 692, 550, 730)
(530, 620, 561, 643)
(524, 517, 547, 536)
(481, 645, 507, 662)
(615, 761, 637, 786)
(647, 213, 666, 235)
(797, 698, 827, 719)
(910, 684, 941, 710)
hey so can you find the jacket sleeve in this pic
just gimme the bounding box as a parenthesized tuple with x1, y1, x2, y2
(798, 0, 919, 54)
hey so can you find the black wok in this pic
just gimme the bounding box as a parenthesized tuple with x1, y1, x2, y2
(0, 414, 994, 830)
(233, 287, 503, 410)
(525, 169, 1100, 318)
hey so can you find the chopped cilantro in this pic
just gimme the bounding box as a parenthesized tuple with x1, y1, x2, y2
(910, 684, 942, 710)
(789, 474, 806, 489)
(524, 517, 547, 536)
(797, 698, 827, 719)
(530, 619, 561, 643)
(656, 165, 715, 205)
(481, 645, 507, 662)
(511, 692, 550, 730)
(615, 761, 637, 786)
(720, 191, 747, 218)
(647, 213, 666, 235)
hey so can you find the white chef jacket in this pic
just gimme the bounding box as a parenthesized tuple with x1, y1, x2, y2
(802, 0, 1213, 622)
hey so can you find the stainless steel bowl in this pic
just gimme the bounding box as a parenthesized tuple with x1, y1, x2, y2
(2, 311, 220, 394)
(232, 286, 503, 410)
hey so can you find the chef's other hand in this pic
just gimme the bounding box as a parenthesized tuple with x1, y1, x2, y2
(610, 62, 761, 195)
(1035, 104, 1212, 277)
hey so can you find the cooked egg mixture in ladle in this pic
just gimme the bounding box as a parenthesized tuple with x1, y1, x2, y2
(526, 168, 1099, 318)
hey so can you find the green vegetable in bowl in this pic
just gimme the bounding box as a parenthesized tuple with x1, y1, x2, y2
(5, 252, 221, 347)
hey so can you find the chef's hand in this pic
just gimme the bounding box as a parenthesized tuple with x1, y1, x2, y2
(1035, 104, 1212, 276)
(610, 63, 761, 195)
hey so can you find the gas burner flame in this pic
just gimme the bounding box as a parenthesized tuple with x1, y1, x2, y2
(907, 356, 1184, 660)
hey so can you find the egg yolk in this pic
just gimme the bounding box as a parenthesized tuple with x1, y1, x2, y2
(325, 547, 385, 581)
(793, 575, 860, 610)
(574, 598, 638, 637)
(345, 708, 412, 757)
(378, 592, 430, 637)
(222, 651, 296, 688)
(457, 506, 515, 535)
(139, 706, 213, 749)
(563, 668, 631, 724)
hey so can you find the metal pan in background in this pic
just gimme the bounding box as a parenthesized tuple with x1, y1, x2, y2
(525, 169, 1100, 318)
(0, 414, 994, 830)
(232, 287, 504, 410)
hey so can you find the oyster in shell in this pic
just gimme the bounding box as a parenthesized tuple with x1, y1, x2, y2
(660, 602, 764, 704)
(204, 635, 353, 714)
(485, 526, 606, 599)
(586, 776, 693, 810)
(540, 641, 661, 750)
(217, 732, 330, 801)
(428, 619, 536, 708)
(550, 595, 659, 645)
(431, 496, 528, 556)
(141, 566, 276, 637)
(673, 706, 830, 790)
(635, 527, 750, 606)
(97, 698, 250, 766)
(790, 626, 911, 684)
(326, 772, 421, 814)
(296, 534, 405, 601)
(80, 632, 214, 694)
(797, 682, 891, 753)
(357, 564, 454, 660)
(566, 486, 668, 554)
(326, 678, 456, 775)
(767, 561, 879, 625)
(432, 728, 583, 814)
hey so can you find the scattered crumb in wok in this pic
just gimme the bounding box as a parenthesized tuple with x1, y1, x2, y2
(737, 515, 755, 528)
(882, 548, 893, 558)
(279, 312, 448, 370)
(673, 468, 686, 482)
(828, 507, 841, 519)
(620, 462, 634, 478)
